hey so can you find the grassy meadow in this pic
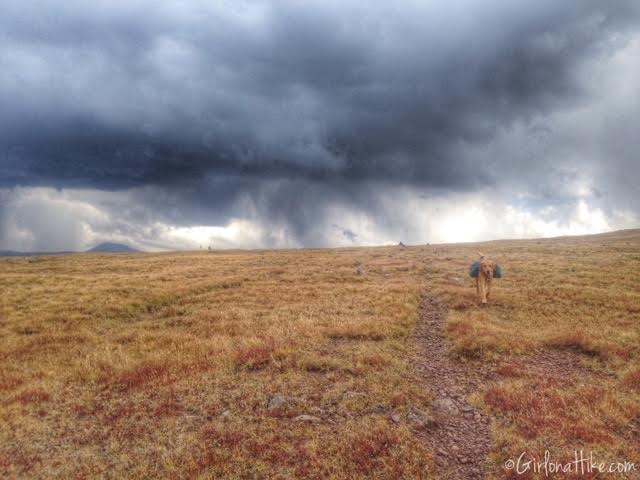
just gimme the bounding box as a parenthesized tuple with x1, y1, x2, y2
(1, 230, 639, 478)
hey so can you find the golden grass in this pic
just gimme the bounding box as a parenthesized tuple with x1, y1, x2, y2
(1, 230, 639, 478)
(0, 248, 432, 478)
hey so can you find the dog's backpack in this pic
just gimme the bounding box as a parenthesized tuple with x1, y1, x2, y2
(469, 261, 480, 278)
(469, 261, 503, 278)
(493, 263, 502, 278)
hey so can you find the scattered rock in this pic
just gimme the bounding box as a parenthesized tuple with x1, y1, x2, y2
(432, 397, 458, 414)
(367, 405, 386, 414)
(267, 393, 288, 411)
(219, 410, 232, 421)
(390, 413, 401, 424)
(294, 414, 321, 423)
(407, 406, 437, 430)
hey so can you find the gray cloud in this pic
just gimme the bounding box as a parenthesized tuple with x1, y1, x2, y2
(0, 0, 639, 249)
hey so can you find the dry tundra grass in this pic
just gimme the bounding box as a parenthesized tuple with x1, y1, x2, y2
(1, 230, 639, 478)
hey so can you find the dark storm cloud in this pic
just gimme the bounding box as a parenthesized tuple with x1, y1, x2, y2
(2, 0, 639, 191)
(1, 0, 640, 250)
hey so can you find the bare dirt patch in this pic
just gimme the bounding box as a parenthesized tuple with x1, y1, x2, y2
(413, 294, 494, 479)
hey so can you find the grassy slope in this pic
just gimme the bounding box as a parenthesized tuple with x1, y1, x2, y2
(0, 230, 639, 478)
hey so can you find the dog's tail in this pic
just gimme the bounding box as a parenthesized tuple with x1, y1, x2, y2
(477, 251, 485, 259)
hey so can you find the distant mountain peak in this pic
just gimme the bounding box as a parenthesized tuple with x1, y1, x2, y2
(86, 242, 139, 253)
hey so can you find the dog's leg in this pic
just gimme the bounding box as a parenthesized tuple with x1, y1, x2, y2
(482, 280, 487, 304)
(486, 276, 492, 300)
(479, 275, 487, 304)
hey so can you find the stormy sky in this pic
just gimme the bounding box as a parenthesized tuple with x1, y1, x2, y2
(1, 0, 639, 251)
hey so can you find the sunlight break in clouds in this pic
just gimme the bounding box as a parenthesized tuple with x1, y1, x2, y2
(2, 187, 635, 252)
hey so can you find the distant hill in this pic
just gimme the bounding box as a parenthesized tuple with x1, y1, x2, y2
(86, 242, 139, 253)
(0, 250, 26, 257)
(0, 242, 139, 257)
(0, 250, 73, 257)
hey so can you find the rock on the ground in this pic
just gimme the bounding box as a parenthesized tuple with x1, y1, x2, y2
(368, 405, 386, 414)
(294, 414, 321, 423)
(390, 413, 401, 424)
(432, 397, 459, 414)
(267, 393, 288, 410)
(407, 406, 437, 430)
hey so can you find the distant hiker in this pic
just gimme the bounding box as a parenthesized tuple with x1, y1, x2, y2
(469, 252, 502, 305)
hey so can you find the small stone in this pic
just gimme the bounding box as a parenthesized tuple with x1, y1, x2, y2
(407, 406, 437, 430)
(294, 414, 321, 423)
(432, 398, 458, 414)
(368, 405, 386, 414)
(219, 410, 232, 421)
(267, 393, 288, 411)
(390, 413, 401, 424)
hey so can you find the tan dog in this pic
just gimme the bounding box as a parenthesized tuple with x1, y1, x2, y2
(476, 252, 495, 305)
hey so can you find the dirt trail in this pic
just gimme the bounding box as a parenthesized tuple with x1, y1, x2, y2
(413, 294, 494, 480)
(413, 294, 599, 479)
